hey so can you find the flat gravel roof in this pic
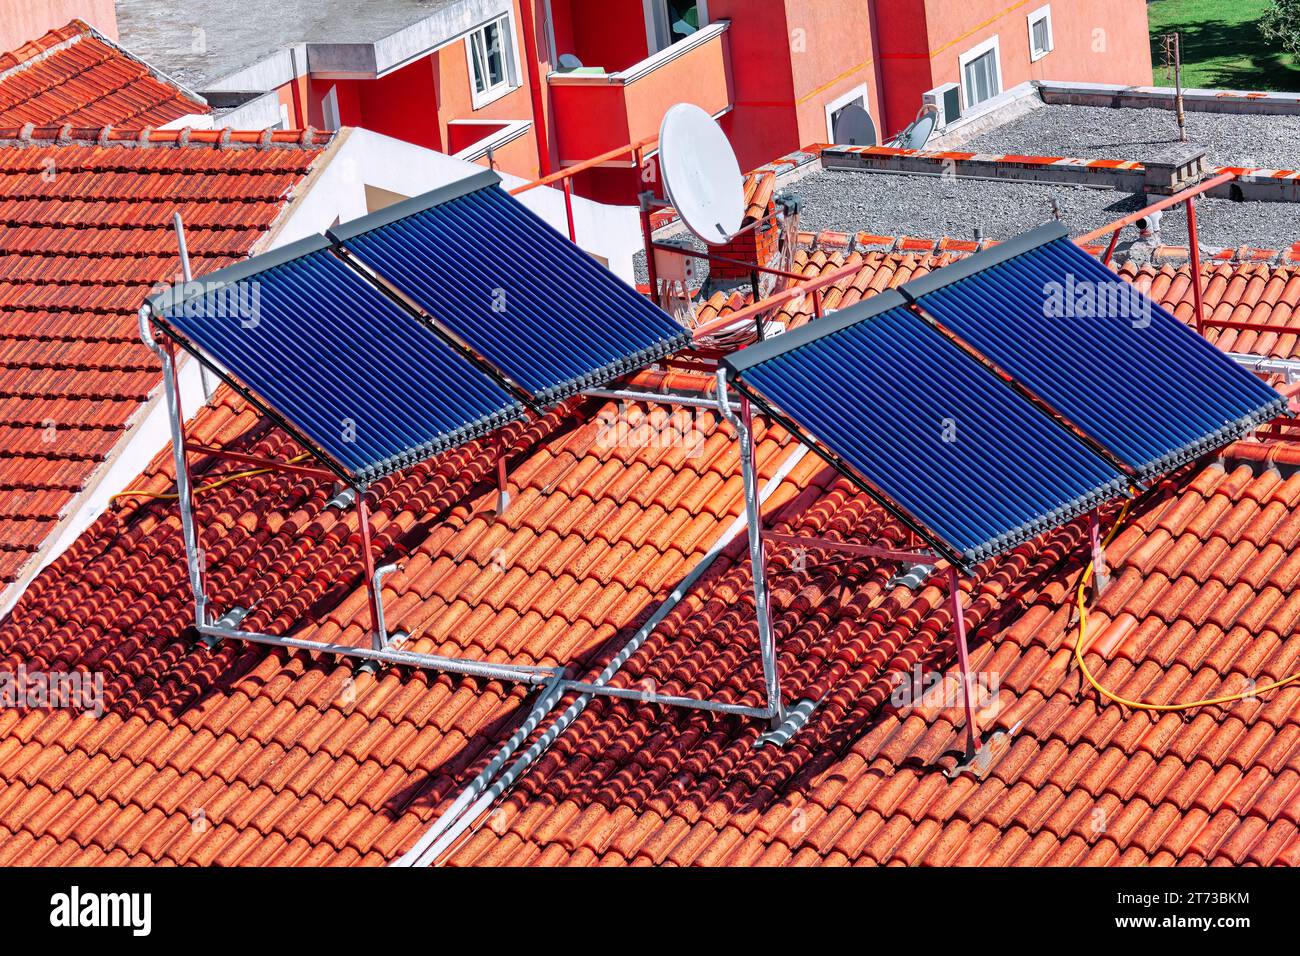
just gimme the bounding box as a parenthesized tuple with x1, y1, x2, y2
(966, 104, 1300, 171)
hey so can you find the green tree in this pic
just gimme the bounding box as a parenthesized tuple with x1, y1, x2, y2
(1262, 0, 1300, 57)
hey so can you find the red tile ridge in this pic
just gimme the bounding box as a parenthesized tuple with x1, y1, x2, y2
(0, 19, 92, 76)
(0, 125, 329, 149)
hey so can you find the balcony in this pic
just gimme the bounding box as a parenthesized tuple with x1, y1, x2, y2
(547, 20, 733, 166)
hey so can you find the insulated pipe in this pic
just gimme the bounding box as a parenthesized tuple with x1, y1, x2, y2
(396, 440, 811, 867)
(139, 305, 207, 628)
(371, 562, 402, 648)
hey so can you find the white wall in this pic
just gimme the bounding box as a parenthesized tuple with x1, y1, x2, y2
(278, 128, 644, 280)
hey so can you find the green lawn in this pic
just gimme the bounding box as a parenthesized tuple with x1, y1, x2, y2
(1148, 0, 1300, 91)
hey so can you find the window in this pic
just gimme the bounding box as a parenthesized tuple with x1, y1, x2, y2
(1028, 5, 1053, 62)
(644, 0, 708, 54)
(959, 36, 1002, 110)
(824, 85, 874, 145)
(467, 15, 520, 108)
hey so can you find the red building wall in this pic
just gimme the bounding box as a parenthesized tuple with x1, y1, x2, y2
(0, 0, 117, 51)
(879, 0, 1153, 134)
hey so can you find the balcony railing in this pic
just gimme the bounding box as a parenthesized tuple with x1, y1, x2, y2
(547, 20, 733, 166)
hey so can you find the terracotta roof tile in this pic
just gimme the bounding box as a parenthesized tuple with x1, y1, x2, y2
(4, 219, 1300, 867)
(0, 121, 328, 605)
(0, 20, 208, 128)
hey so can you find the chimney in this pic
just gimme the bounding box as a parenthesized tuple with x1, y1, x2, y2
(709, 171, 780, 282)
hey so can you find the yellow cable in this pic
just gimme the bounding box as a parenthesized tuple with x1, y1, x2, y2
(1074, 494, 1300, 712)
(110, 453, 313, 506)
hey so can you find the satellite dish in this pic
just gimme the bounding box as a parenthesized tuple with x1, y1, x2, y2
(832, 103, 877, 147)
(558, 53, 583, 71)
(658, 103, 745, 246)
(893, 103, 940, 150)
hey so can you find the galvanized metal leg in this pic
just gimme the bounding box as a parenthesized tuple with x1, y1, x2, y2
(355, 485, 384, 651)
(740, 395, 784, 729)
(948, 566, 979, 755)
(161, 336, 207, 628)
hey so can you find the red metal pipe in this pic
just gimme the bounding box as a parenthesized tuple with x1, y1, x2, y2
(509, 136, 655, 196)
(651, 240, 808, 282)
(517, 0, 552, 178)
(1102, 227, 1122, 267)
(1186, 194, 1207, 337)
(356, 488, 383, 650)
(948, 565, 980, 755)
(640, 200, 661, 304)
(1075, 170, 1236, 246)
(562, 177, 576, 242)
(691, 258, 868, 342)
(183, 443, 339, 481)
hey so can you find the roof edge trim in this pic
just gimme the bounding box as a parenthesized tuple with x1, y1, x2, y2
(327, 169, 502, 243)
(146, 233, 331, 315)
(722, 289, 910, 377)
(898, 220, 1069, 301)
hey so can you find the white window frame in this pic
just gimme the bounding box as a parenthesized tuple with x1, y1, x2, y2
(466, 13, 523, 109)
(824, 84, 871, 142)
(958, 35, 1003, 111)
(643, 0, 710, 55)
(1027, 5, 1054, 62)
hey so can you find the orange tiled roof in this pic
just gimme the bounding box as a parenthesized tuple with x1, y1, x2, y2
(0, 379, 799, 864)
(1, 244, 1298, 866)
(0, 20, 208, 129)
(0, 127, 329, 606)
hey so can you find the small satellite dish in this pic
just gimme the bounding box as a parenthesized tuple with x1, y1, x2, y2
(893, 103, 940, 151)
(658, 103, 745, 246)
(832, 103, 877, 147)
(558, 53, 584, 71)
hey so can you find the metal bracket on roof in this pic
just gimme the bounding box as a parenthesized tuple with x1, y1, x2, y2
(755, 698, 821, 748)
(200, 607, 248, 649)
(327, 485, 357, 510)
(946, 721, 1022, 781)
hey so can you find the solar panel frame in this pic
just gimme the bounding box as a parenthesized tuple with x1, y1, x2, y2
(725, 291, 1131, 568)
(146, 235, 526, 485)
(330, 170, 692, 406)
(903, 223, 1289, 480)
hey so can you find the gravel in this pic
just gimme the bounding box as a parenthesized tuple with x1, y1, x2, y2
(966, 104, 1300, 171)
(637, 169, 1300, 280)
(796, 169, 1300, 253)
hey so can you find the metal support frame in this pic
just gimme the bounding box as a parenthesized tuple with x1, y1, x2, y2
(1088, 508, 1110, 599)
(172, 213, 218, 400)
(138, 304, 570, 685)
(496, 454, 511, 514)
